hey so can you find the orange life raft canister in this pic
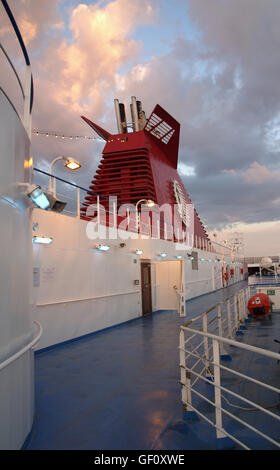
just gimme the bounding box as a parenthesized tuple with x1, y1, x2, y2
(247, 293, 270, 317)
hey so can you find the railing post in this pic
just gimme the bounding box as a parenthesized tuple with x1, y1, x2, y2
(241, 290, 246, 322)
(179, 259, 186, 317)
(217, 303, 223, 337)
(126, 208, 130, 232)
(97, 196, 100, 225)
(238, 292, 243, 325)
(202, 312, 210, 376)
(113, 200, 117, 229)
(213, 339, 228, 445)
(240, 290, 248, 328)
(235, 291, 245, 336)
(76, 187, 80, 218)
(179, 329, 194, 419)
(217, 303, 230, 359)
(246, 287, 250, 320)
(239, 291, 245, 325)
(227, 299, 233, 339)
(234, 294, 239, 332)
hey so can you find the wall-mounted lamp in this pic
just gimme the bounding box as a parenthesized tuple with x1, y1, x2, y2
(96, 244, 110, 251)
(159, 253, 167, 258)
(64, 160, 81, 171)
(28, 186, 50, 210)
(49, 156, 82, 196)
(135, 198, 155, 235)
(32, 236, 53, 245)
(135, 249, 143, 255)
(176, 255, 183, 259)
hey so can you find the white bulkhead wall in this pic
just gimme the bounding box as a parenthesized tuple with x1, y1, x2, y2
(31, 208, 242, 350)
(0, 91, 33, 450)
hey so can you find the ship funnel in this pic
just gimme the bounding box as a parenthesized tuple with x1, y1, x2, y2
(114, 99, 127, 134)
(130, 96, 146, 131)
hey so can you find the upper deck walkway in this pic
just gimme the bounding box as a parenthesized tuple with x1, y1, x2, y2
(23, 280, 280, 450)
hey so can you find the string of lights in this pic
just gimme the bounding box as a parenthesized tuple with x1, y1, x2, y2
(32, 129, 105, 142)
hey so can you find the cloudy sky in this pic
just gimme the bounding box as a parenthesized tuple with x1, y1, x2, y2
(1, 0, 280, 256)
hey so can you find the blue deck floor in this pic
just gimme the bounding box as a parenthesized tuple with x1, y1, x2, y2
(23, 281, 280, 450)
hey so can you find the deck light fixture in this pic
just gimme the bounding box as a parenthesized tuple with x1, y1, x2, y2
(32, 236, 53, 245)
(64, 160, 81, 171)
(135, 199, 155, 234)
(28, 185, 50, 210)
(145, 200, 155, 208)
(96, 244, 110, 251)
(49, 156, 82, 195)
(0, 183, 67, 212)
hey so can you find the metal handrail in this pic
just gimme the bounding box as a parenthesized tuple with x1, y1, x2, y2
(181, 324, 280, 361)
(181, 326, 280, 449)
(32, 169, 246, 263)
(0, 42, 25, 99)
(179, 287, 280, 450)
(0, 320, 42, 372)
(1, 0, 34, 139)
(1, 0, 34, 112)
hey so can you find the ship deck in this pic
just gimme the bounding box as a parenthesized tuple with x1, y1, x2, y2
(23, 280, 280, 450)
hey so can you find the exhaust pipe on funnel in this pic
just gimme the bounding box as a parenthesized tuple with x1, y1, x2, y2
(119, 103, 127, 133)
(131, 96, 140, 131)
(114, 99, 123, 134)
(114, 99, 128, 134)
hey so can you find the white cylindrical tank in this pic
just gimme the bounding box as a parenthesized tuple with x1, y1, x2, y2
(260, 257, 273, 268)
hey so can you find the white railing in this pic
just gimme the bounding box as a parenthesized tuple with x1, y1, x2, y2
(179, 287, 280, 450)
(0, 321, 42, 372)
(32, 170, 244, 263)
(248, 275, 280, 286)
